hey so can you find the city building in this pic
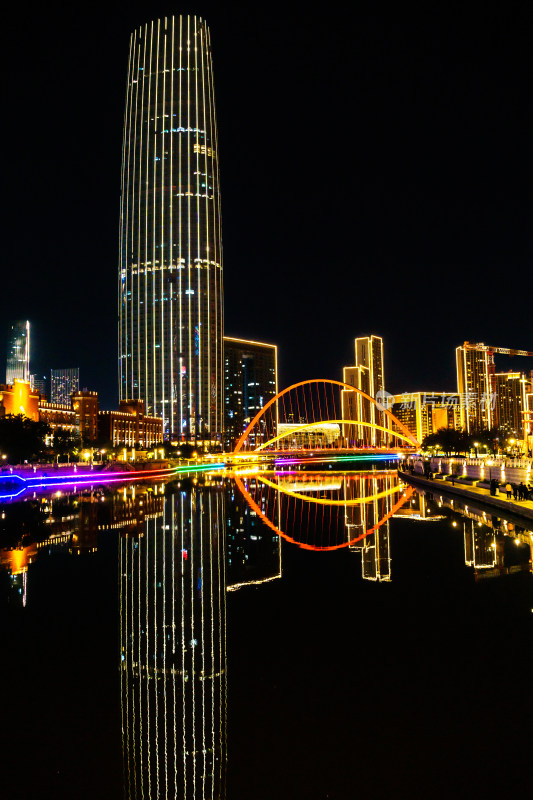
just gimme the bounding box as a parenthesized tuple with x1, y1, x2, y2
(341, 365, 364, 447)
(50, 368, 79, 405)
(31, 375, 47, 399)
(99, 400, 163, 449)
(119, 15, 223, 444)
(38, 401, 76, 438)
(72, 391, 99, 445)
(223, 336, 278, 451)
(456, 341, 533, 435)
(5, 321, 30, 384)
(494, 371, 530, 441)
(390, 392, 461, 443)
(0, 380, 40, 421)
(342, 335, 385, 446)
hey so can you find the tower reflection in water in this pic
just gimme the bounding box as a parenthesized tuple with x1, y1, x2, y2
(120, 484, 227, 799)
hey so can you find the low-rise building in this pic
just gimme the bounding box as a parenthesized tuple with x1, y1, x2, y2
(99, 400, 163, 449)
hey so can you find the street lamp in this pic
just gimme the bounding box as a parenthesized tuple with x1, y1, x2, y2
(474, 441, 479, 457)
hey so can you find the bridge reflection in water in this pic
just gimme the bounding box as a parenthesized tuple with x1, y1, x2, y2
(233, 470, 413, 581)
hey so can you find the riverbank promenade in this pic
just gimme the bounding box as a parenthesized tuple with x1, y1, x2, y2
(399, 468, 533, 523)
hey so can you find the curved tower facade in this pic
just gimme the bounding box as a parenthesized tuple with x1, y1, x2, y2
(119, 16, 223, 442)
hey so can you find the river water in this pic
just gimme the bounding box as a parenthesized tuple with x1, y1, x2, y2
(1, 466, 531, 799)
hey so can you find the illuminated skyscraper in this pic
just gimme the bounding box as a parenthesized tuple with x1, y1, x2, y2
(494, 371, 530, 440)
(456, 343, 494, 431)
(5, 320, 30, 384)
(353, 335, 385, 446)
(50, 367, 79, 405)
(223, 337, 278, 451)
(119, 16, 223, 442)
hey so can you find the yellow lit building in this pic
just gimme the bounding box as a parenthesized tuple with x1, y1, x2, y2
(456, 343, 495, 431)
(494, 371, 531, 442)
(0, 380, 40, 421)
(390, 392, 461, 443)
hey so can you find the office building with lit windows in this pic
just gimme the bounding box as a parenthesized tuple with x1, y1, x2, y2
(390, 391, 461, 443)
(223, 337, 277, 451)
(119, 15, 223, 443)
(456, 343, 495, 431)
(494, 371, 531, 440)
(5, 321, 30, 384)
(50, 368, 79, 405)
(342, 336, 385, 446)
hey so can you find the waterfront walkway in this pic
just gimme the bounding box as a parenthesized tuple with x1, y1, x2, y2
(399, 469, 533, 523)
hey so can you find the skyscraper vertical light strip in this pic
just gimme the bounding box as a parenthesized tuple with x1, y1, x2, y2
(178, 16, 184, 435)
(132, 35, 142, 403)
(194, 17, 203, 435)
(161, 22, 168, 430)
(141, 24, 150, 410)
(119, 36, 131, 394)
(206, 24, 221, 435)
(169, 17, 176, 435)
(186, 16, 193, 433)
(200, 24, 211, 436)
(152, 21, 160, 425)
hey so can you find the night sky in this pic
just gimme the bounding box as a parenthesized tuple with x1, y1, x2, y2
(3, 3, 532, 408)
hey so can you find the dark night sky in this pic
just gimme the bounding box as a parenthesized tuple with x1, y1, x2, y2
(3, 3, 532, 408)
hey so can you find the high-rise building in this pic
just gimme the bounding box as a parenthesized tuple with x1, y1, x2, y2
(343, 335, 385, 446)
(119, 16, 223, 444)
(223, 337, 277, 451)
(456, 343, 495, 431)
(50, 368, 79, 405)
(390, 391, 461, 443)
(5, 321, 30, 384)
(494, 371, 530, 440)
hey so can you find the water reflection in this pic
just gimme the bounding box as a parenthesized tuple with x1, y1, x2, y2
(0, 469, 532, 798)
(120, 485, 227, 799)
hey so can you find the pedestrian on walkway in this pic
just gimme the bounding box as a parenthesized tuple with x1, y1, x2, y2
(512, 483, 518, 500)
(505, 482, 512, 499)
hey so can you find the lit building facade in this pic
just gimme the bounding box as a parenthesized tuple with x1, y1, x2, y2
(5, 321, 30, 384)
(50, 368, 79, 405)
(119, 16, 223, 444)
(456, 343, 495, 431)
(0, 381, 39, 422)
(223, 337, 277, 451)
(342, 336, 385, 446)
(99, 400, 163, 448)
(390, 392, 461, 443)
(494, 371, 530, 440)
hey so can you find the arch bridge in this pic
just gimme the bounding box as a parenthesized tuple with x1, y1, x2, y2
(232, 379, 419, 456)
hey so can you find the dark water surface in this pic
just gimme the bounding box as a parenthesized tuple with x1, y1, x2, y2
(1, 471, 531, 799)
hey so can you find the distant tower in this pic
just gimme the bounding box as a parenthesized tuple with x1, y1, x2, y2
(5, 321, 30, 384)
(50, 368, 80, 405)
(119, 16, 223, 443)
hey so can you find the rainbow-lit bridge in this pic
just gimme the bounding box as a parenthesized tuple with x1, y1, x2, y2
(229, 379, 419, 461)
